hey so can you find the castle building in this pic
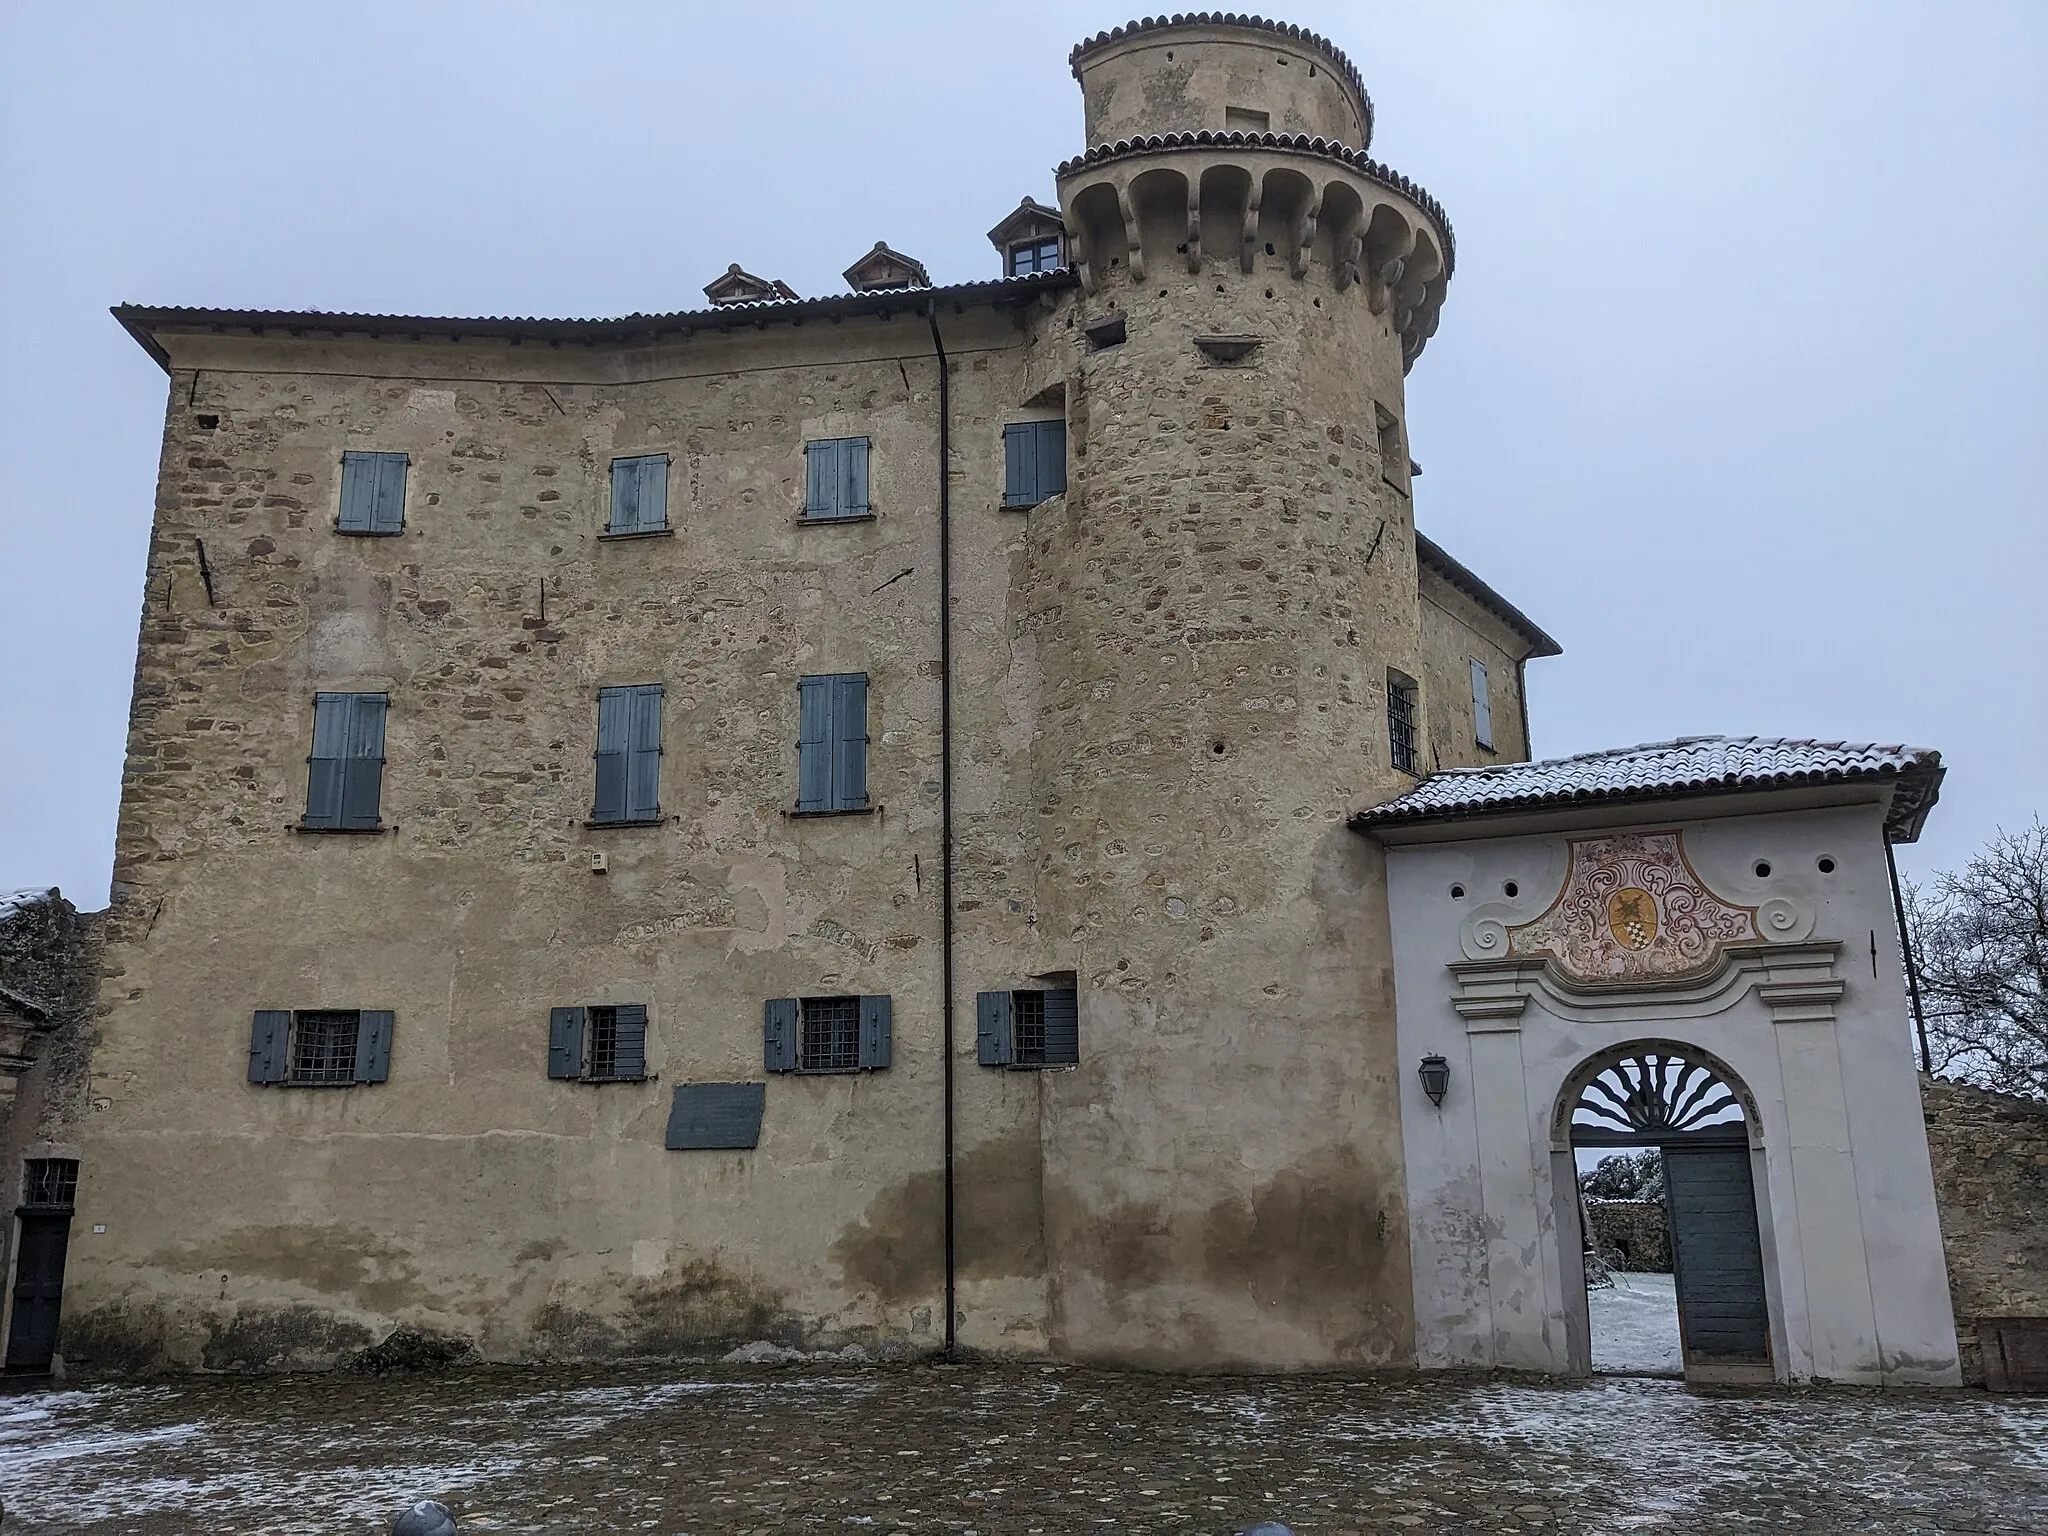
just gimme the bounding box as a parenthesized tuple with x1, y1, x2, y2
(25, 14, 1962, 1385)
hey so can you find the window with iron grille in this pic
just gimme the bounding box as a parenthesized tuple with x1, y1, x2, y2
(1008, 237, 1062, 276)
(22, 1159, 77, 1210)
(547, 1004, 648, 1083)
(291, 1010, 361, 1085)
(976, 985, 1079, 1068)
(1387, 676, 1418, 775)
(799, 996, 862, 1072)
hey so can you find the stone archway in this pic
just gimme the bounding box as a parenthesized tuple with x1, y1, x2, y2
(1554, 1041, 1776, 1382)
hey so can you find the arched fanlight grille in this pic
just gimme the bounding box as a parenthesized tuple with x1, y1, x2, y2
(1573, 1050, 1744, 1139)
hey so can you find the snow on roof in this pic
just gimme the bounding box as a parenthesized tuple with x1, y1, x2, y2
(1353, 736, 1944, 844)
(0, 888, 56, 923)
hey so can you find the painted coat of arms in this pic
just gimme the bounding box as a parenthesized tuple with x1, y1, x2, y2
(1509, 831, 1759, 983)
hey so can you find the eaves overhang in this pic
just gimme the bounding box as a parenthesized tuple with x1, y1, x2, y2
(1416, 533, 1562, 660)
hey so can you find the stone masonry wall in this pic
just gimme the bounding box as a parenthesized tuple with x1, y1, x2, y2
(1923, 1075, 2048, 1384)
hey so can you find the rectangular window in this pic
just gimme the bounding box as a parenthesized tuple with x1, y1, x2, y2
(1008, 238, 1062, 276)
(548, 1004, 648, 1082)
(976, 986, 1080, 1068)
(607, 454, 671, 535)
(1003, 419, 1068, 508)
(796, 673, 869, 813)
(1470, 658, 1494, 751)
(304, 692, 388, 830)
(1224, 105, 1271, 132)
(248, 1009, 394, 1087)
(763, 995, 891, 1072)
(1375, 405, 1406, 492)
(593, 684, 662, 823)
(22, 1159, 78, 1210)
(803, 437, 872, 521)
(337, 450, 408, 534)
(1388, 675, 1418, 774)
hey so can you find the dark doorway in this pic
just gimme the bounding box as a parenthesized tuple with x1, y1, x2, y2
(6, 1159, 78, 1375)
(1572, 1048, 1772, 1381)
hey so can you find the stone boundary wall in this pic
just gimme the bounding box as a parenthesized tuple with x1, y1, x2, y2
(1585, 1199, 1671, 1273)
(1923, 1074, 2048, 1385)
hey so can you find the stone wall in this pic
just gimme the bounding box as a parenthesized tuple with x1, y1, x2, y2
(1923, 1075, 2048, 1384)
(1585, 1200, 1670, 1273)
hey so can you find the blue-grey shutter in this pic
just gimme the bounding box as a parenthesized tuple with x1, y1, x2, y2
(1470, 659, 1493, 750)
(796, 677, 832, 811)
(339, 452, 406, 532)
(1043, 987, 1080, 1065)
(976, 990, 1013, 1066)
(1038, 419, 1067, 499)
(1003, 423, 1035, 507)
(612, 1004, 648, 1080)
(611, 455, 668, 533)
(665, 1082, 766, 1150)
(594, 688, 628, 822)
(763, 997, 798, 1073)
(371, 453, 407, 533)
(249, 1010, 290, 1084)
(803, 440, 838, 519)
(305, 694, 347, 827)
(844, 437, 870, 516)
(548, 1007, 586, 1080)
(354, 1010, 394, 1083)
(626, 684, 661, 821)
(831, 674, 869, 811)
(339, 693, 387, 829)
(859, 994, 892, 1070)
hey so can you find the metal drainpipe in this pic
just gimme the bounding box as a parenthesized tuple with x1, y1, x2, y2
(926, 302, 958, 1354)
(1885, 838, 1933, 1074)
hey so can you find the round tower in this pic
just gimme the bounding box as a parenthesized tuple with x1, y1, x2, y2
(1024, 14, 1457, 1368)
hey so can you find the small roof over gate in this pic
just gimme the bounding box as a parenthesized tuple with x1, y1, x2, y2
(1354, 736, 1944, 844)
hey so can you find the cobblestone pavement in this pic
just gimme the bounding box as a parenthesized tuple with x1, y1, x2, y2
(4, 1361, 2047, 1534)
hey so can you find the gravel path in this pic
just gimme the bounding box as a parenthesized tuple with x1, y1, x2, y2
(2, 1361, 2044, 1533)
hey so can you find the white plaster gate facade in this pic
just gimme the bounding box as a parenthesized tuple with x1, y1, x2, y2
(1361, 737, 1963, 1387)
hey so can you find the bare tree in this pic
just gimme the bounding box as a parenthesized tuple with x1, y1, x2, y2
(1906, 819, 2048, 1099)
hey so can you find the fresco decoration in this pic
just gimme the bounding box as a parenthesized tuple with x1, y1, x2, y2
(1509, 831, 1759, 984)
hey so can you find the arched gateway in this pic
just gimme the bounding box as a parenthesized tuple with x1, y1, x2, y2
(1562, 1043, 1772, 1377)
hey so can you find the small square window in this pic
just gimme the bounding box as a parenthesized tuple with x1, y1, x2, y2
(1008, 238, 1063, 276)
(548, 1004, 647, 1082)
(290, 1011, 360, 1085)
(977, 986, 1079, 1068)
(803, 437, 871, 521)
(337, 451, 408, 534)
(1387, 674, 1418, 775)
(608, 454, 670, 534)
(22, 1159, 78, 1210)
(799, 997, 862, 1072)
(1003, 419, 1067, 508)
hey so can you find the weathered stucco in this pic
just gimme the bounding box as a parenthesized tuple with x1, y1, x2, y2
(58, 16, 1555, 1374)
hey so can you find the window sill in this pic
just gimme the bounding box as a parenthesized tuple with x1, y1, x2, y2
(787, 806, 875, 819)
(585, 817, 665, 829)
(293, 824, 390, 835)
(1006, 1060, 1079, 1071)
(797, 513, 877, 526)
(1003, 497, 1058, 512)
(333, 526, 406, 537)
(598, 527, 675, 541)
(581, 1074, 651, 1085)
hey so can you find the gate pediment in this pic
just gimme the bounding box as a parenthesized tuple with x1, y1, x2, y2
(1509, 831, 1757, 984)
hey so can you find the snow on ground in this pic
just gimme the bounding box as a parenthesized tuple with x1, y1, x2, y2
(1590, 1270, 1683, 1376)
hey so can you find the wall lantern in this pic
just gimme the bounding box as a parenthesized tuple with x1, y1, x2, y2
(1418, 1053, 1451, 1107)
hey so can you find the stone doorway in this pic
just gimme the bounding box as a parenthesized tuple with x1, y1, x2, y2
(1568, 1045, 1774, 1383)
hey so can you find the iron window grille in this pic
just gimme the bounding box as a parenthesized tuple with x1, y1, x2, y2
(22, 1159, 77, 1210)
(799, 997, 862, 1073)
(588, 1007, 624, 1081)
(1008, 238, 1062, 276)
(1388, 680, 1418, 774)
(291, 1010, 361, 1086)
(1013, 990, 1049, 1065)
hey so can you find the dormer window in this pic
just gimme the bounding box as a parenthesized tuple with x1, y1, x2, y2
(987, 196, 1067, 279)
(702, 263, 798, 307)
(1008, 238, 1063, 276)
(843, 242, 932, 293)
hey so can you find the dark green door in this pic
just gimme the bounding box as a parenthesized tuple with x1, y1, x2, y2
(1664, 1142, 1770, 1367)
(5, 1213, 72, 1373)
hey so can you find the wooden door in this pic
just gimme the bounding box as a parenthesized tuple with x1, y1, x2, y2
(5, 1213, 72, 1373)
(1664, 1142, 1770, 1369)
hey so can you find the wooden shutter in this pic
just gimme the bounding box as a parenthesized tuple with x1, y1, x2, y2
(665, 1082, 766, 1150)
(1043, 987, 1080, 1065)
(249, 1010, 291, 1084)
(593, 688, 630, 822)
(843, 437, 870, 515)
(548, 1007, 586, 1080)
(611, 454, 669, 533)
(1003, 423, 1033, 507)
(339, 693, 387, 829)
(763, 997, 798, 1072)
(371, 453, 407, 532)
(354, 1010, 394, 1083)
(830, 674, 869, 811)
(796, 677, 832, 811)
(612, 1003, 648, 1080)
(339, 452, 406, 533)
(976, 990, 1012, 1066)
(304, 694, 348, 827)
(1469, 659, 1493, 750)
(803, 440, 839, 519)
(1037, 420, 1067, 498)
(626, 684, 661, 821)
(858, 995, 892, 1070)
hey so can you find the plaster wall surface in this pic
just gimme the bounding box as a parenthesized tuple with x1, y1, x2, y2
(1383, 798, 1961, 1386)
(1075, 25, 1372, 147)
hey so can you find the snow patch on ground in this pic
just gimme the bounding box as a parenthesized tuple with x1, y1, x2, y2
(1589, 1270, 1683, 1375)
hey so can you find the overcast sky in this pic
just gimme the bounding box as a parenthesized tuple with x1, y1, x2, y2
(2, 1, 2042, 905)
